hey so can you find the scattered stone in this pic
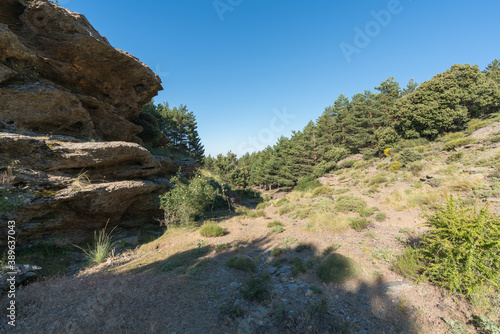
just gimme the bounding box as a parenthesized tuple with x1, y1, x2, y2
(229, 282, 241, 289)
(0, 264, 42, 293)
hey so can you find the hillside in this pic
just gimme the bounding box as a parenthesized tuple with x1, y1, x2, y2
(6, 118, 500, 333)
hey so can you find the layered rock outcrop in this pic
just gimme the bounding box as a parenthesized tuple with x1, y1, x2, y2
(0, 0, 195, 247)
(0, 0, 162, 142)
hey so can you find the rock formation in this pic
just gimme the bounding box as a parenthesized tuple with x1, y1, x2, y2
(0, 0, 195, 247)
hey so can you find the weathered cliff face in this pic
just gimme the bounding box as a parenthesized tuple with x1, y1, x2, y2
(0, 0, 196, 247)
(0, 0, 162, 142)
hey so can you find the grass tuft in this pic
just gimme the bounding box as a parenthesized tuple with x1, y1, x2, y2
(76, 221, 116, 265)
(199, 221, 224, 237)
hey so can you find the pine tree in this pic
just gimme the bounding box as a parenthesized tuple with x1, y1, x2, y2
(484, 59, 500, 84)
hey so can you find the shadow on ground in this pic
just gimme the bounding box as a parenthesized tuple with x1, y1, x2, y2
(2, 234, 421, 334)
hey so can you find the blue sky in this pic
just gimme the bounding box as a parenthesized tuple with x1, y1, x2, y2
(60, 0, 500, 156)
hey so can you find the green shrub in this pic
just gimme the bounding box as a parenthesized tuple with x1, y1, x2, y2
(339, 160, 357, 169)
(267, 220, 284, 228)
(442, 137, 477, 151)
(215, 243, 230, 253)
(271, 226, 285, 233)
(359, 206, 378, 217)
(322, 243, 341, 256)
(294, 176, 321, 191)
(446, 151, 464, 163)
(312, 186, 331, 197)
(398, 148, 423, 165)
(407, 161, 425, 175)
(388, 161, 403, 172)
(369, 174, 388, 186)
(376, 162, 390, 170)
(0, 189, 24, 213)
(348, 217, 371, 232)
(291, 257, 307, 276)
(318, 253, 361, 283)
(270, 248, 287, 257)
(160, 175, 219, 226)
(241, 275, 271, 302)
(375, 212, 387, 222)
(390, 246, 424, 278)
(334, 196, 367, 213)
(226, 256, 256, 273)
(199, 221, 224, 237)
(235, 206, 249, 215)
(353, 161, 368, 169)
(279, 204, 294, 216)
(275, 197, 289, 207)
(418, 196, 500, 297)
(295, 244, 312, 252)
(255, 203, 269, 210)
(219, 304, 244, 319)
(256, 209, 266, 217)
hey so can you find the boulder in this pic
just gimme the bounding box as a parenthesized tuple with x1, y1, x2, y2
(0, 264, 42, 293)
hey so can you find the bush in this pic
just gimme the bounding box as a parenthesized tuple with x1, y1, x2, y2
(271, 226, 285, 233)
(318, 253, 361, 283)
(334, 196, 367, 213)
(339, 160, 357, 169)
(407, 161, 425, 176)
(275, 197, 289, 207)
(398, 148, 423, 165)
(267, 220, 284, 228)
(369, 174, 388, 186)
(418, 196, 500, 297)
(295, 244, 312, 252)
(0, 189, 23, 213)
(226, 256, 256, 273)
(256, 209, 266, 217)
(199, 221, 224, 237)
(219, 304, 244, 319)
(388, 161, 403, 172)
(294, 175, 321, 192)
(160, 175, 219, 226)
(255, 203, 269, 210)
(359, 207, 377, 217)
(375, 212, 387, 222)
(353, 161, 369, 169)
(446, 151, 464, 163)
(442, 137, 477, 151)
(279, 204, 294, 216)
(291, 257, 307, 276)
(348, 217, 371, 232)
(391, 246, 424, 278)
(241, 275, 271, 302)
(270, 248, 287, 257)
(312, 186, 331, 197)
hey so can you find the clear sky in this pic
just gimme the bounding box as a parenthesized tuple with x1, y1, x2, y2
(59, 0, 500, 157)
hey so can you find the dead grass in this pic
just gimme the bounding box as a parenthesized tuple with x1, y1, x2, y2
(13, 273, 215, 334)
(384, 186, 447, 211)
(0, 160, 18, 188)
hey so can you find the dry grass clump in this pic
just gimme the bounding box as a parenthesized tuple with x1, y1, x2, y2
(445, 175, 485, 192)
(384, 186, 447, 211)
